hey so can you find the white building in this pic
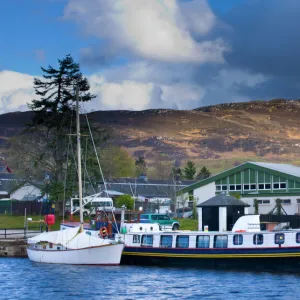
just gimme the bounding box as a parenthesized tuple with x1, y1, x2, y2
(179, 162, 300, 216)
(10, 182, 42, 201)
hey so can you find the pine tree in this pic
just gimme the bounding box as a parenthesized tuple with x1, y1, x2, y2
(171, 167, 182, 181)
(27, 54, 96, 183)
(29, 54, 95, 128)
(135, 156, 147, 176)
(196, 166, 211, 180)
(183, 161, 196, 180)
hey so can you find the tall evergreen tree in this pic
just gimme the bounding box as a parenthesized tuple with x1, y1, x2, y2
(27, 54, 96, 183)
(196, 166, 211, 180)
(183, 161, 196, 180)
(135, 156, 147, 176)
(171, 167, 182, 181)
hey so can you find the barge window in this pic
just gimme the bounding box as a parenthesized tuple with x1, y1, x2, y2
(141, 235, 153, 247)
(253, 234, 264, 245)
(214, 235, 228, 248)
(296, 233, 300, 243)
(160, 235, 173, 248)
(133, 235, 140, 244)
(233, 234, 243, 245)
(196, 235, 210, 248)
(176, 236, 189, 248)
(275, 233, 285, 245)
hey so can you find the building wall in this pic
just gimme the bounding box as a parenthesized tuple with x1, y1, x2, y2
(193, 182, 216, 205)
(241, 196, 300, 215)
(10, 184, 42, 201)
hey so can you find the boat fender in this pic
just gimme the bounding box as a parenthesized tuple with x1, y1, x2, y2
(99, 226, 108, 238)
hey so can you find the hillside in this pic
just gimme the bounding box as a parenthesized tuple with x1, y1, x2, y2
(1, 99, 300, 173)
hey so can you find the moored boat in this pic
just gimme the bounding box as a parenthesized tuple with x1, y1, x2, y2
(119, 215, 300, 271)
(27, 83, 124, 265)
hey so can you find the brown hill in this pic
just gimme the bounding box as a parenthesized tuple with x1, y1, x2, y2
(1, 98, 300, 173)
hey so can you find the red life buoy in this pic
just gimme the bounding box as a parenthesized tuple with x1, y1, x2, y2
(99, 226, 108, 238)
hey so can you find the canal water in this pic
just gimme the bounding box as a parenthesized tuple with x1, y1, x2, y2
(1, 258, 300, 299)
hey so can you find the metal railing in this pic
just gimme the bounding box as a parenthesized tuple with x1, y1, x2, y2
(0, 225, 44, 239)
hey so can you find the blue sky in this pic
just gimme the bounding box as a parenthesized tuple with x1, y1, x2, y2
(0, 0, 299, 113)
(0, 0, 243, 75)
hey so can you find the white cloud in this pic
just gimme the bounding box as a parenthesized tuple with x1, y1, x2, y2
(87, 74, 154, 110)
(0, 71, 35, 114)
(64, 0, 227, 63)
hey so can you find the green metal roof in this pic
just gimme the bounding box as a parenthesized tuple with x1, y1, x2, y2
(178, 162, 300, 194)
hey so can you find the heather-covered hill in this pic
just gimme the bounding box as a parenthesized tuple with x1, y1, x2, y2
(1, 99, 300, 173)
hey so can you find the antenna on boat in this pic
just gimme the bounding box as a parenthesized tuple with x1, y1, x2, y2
(76, 81, 84, 230)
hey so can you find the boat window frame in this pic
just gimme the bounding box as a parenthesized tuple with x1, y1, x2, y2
(274, 233, 285, 245)
(296, 232, 300, 244)
(253, 234, 264, 245)
(176, 235, 189, 248)
(213, 235, 228, 248)
(133, 234, 141, 244)
(160, 235, 173, 248)
(233, 234, 243, 245)
(196, 235, 210, 248)
(141, 235, 153, 247)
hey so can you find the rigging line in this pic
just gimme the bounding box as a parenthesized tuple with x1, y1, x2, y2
(81, 102, 109, 196)
(81, 100, 120, 235)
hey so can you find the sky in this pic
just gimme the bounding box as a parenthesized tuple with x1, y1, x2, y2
(0, 0, 299, 114)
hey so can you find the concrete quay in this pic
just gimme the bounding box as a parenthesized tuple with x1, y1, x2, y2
(0, 239, 27, 257)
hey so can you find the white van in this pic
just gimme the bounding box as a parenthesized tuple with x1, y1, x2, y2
(89, 197, 114, 216)
(69, 197, 114, 217)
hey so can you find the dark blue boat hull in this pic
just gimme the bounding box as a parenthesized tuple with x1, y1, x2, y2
(121, 246, 300, 271)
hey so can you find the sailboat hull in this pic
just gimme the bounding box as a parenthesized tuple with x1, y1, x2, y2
(27, 243, 124, 265)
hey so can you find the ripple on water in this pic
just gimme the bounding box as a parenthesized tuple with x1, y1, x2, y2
(1, 259, 300, 300)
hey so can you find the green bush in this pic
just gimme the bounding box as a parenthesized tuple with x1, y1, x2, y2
(116, 195, 134, 210)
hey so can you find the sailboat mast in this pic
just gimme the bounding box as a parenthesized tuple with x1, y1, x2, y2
(76, 83, 84, 226)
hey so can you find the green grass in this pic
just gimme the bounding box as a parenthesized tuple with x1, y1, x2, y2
(177, 218, 198, 231)
(0, 215, 199, 231)
(0, 215, 64, 230)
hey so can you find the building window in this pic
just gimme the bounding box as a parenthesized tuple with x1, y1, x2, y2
(280, 183, 286, 189)
(281, 199, 291, 205)
(214, 235, 228, 248)
(233, 234, 243, 245)
(230, 185, 235, 191)
(236, 185, 242, 190)
(253, 234, 264, 245)
(258, 183, 271, 190)
(221, 185, 227, 191)
(160, 235, 172, 248)
(273, 183, 280, 189)
(196, 235, 210, 248)
(265, 183, 271, 189)
(250, 184, 256, 190)
(176, 236, 189, 248)
(257, 200, 270, 205)
(133, 235, 141, 244)
(141, 235, 153, 247)
(216, 185, 221, 191)
(275, 233, 285, 245)
(244, 184, 249, 190)
(296, 233, 300, 244)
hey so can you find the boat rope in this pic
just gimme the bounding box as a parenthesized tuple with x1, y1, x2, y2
(81, 101, 120, 235)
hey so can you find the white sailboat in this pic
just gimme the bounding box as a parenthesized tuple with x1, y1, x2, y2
(27, 84, 124, 265)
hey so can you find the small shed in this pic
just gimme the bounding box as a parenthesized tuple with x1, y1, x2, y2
(197, 193, 250, 232)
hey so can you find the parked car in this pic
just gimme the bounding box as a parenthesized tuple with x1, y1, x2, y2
(140, 213, 180, 230)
